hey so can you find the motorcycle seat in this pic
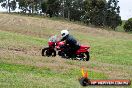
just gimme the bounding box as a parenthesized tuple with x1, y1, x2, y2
(80, 45, 90, 49)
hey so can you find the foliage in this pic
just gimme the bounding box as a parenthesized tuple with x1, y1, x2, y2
(41, 1, 47, 13)
(0, 0, 17, 12)
(46, 0, 61, 17)
(105, 0, 122, 30)
(123, 18, 132, 32)
(83, 0, 106, 26)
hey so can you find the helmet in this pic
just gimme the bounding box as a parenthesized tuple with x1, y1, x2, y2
(61, 30, 69, 38)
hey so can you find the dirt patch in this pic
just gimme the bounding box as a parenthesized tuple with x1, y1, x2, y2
(8, 47, 26, 52)
(0, 46, 40, 56)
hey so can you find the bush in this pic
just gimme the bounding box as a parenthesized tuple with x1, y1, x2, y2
(123, 18, 132, 32)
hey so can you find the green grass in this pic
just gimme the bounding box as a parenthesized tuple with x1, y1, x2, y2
(74, 33, 132, 65)
(0, 63, 107, 88)
(0, 30, 47, 50)
(116, 20, 126, 32)
(0, 63, 107, 79)
(91, 38, 132, 65)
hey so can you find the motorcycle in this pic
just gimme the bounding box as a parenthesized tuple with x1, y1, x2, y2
(41, 35, 90, 61)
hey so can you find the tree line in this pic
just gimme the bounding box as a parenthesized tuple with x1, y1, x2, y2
(0, 0, 122, 30)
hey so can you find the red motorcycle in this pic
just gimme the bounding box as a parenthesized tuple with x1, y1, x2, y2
(42, 35, 90, 61)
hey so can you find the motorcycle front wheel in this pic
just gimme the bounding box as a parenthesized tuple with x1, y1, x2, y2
(41, 47, 56, 57)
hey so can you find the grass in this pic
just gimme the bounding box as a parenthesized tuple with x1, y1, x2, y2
(74, 32, 132, 65)
(0, 13, 132, 88)
(0, 63, 107, 79)
(116, 20, 126, 32)
(90, 37, 132, 65)
(0, 63, 107, 88)
(0, 30, 47, 48)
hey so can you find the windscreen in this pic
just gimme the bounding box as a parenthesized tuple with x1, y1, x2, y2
(49, 35, 61, 42)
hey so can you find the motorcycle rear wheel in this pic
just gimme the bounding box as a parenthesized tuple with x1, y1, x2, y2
(80, 52, 90, 61)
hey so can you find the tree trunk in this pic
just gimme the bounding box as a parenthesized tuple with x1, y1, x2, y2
(68, 9, 70, 20)
(8, 0, 10, 13)
(32, 4, 34, 14)
(62, 0, 65, 18)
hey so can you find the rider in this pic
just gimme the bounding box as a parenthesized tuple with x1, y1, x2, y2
(60, 29, 80, 57)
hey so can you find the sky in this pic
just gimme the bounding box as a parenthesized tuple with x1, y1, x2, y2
(118, 0, 132, 20)
(0, 0, 132, 20)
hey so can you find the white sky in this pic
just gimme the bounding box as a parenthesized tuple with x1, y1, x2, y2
(118, 0, 132, 20)
(0, 0, 132, 20)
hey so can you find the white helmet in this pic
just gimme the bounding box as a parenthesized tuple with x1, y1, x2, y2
(61, 30, 69, 38)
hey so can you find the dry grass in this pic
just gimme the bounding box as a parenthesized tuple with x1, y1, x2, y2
(0, 13, 132, 39)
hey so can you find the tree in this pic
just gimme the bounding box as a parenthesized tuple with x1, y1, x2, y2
(83, 0, 106, 26)
(124, 18, 132, 32)
(105, 0, 122, 30)
(0, 0, 17, 13)
(10, 0, 17, 10)
(82, 0, 122, 29)
(41, 1, 47, 13)
(70, 0, 85, 21)
(46, 0, 61, 17)
(18, 0, 28, 13)
(18, 0, 42, 14)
